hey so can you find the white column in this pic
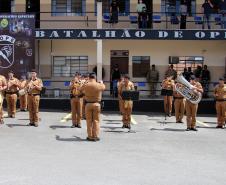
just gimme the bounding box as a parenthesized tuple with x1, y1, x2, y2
(97, 1, 102, 29)
(97, 40, 103, 81)
(96, 0, 103, 81)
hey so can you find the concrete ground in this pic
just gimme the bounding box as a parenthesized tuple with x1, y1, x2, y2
(0, 110, 225, 185)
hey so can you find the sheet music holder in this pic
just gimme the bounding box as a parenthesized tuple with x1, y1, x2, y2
(122, 91, 139, 101)
(161, 89, 173, 96)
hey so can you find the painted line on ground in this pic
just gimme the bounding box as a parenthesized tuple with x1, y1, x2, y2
(60, 113, 72, 123)
(197, 120, 210, 127)
(131, 116, 138, 125)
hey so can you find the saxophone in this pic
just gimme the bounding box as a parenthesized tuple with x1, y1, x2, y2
(175, 74, 202, 104)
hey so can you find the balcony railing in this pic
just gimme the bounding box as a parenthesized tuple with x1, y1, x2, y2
(23, 11, 225, 30)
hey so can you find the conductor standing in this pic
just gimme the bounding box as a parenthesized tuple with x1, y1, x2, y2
(81, 73, 105, 142)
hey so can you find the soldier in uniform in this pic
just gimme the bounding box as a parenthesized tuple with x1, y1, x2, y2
(117, 75, 124, 114)
(214, 77, 226, 129)
(165, 64, 177, 80)
(6, 71, 20, 118)
(70, 74, 83, 128)
(19, 75, 28, 111)
(118, 75, 135, 129)
(80, 73, 105, 141)
(161, 75, 174, 117)
(146, 64, 159, 96)
(80, 74, 89, 120)
(0, 75, 7, 124)
(173, 83, 185, 123)
(201, 65, 210, 98)
(185, 75, 203, 131)
(26, 69, 43, 127)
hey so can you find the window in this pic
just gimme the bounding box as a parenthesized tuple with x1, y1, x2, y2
(95, 0, 130, 16)
(132, 56, 150, 77)
(11, 0, 15, 12)
(172, 56, 204, 74)
(161, 0, 196, 16)
(53, 56, 88, 77)
(52, 0, 86, 16)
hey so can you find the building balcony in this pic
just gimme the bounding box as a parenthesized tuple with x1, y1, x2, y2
(35, 11, 226, 30)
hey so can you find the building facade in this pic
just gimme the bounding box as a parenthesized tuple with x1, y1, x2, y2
(0, 0, 226, 96)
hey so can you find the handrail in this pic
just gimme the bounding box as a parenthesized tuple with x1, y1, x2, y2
(3, 11, 225, 30)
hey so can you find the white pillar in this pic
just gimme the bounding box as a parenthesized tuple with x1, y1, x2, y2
(97, 40, 103, 81)
(97, 1, 102, 29)
(96, 0, 103, 81)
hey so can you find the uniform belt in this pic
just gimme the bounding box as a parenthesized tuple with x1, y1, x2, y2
(6, 91, 17, 95)
(70, 94, 80, 98)
(216, 99, 226, 102)
(174, 97, 184, 99)
(28, 94, 40, 96)
(70, 94, 84, 98)
(86, 101, 101, 104)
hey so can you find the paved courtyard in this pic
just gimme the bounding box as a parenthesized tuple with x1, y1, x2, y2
(0, 110, 225, 185)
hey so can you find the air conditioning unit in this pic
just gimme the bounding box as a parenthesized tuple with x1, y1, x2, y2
(169, 56, 179, 64)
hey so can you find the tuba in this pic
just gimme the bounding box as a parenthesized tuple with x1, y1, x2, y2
(175, 74, 202, 104)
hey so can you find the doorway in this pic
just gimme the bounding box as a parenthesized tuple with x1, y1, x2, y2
(26, 0, 40, 28)
(143, 0, 153, 28)
(110, 50, 129, 97)
(110, 50, 129, 76)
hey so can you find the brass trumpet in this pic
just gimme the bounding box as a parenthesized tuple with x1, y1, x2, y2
(7, 78, 18, 91)
(27, 80, 36, 93)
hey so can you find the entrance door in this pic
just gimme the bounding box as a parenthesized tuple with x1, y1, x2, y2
(110, 50, 129, 78)
(26, 0, 40, 28)
(110, 50, 129, 96)
(143, 0, 153, 28)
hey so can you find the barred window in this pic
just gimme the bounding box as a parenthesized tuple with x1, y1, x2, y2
(172, 56, 204, 74)
(53, 56, 88, 77)
(52, 0, 86, 16)
(132, 56, 150, 78)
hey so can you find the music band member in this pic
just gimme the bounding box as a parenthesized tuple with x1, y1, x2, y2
(70, 74, 83, 128)
(80, 74, 89, 120)
(185, 75, 203, 131)
(117, 75, 124, 115)
(118, 75, 135, 129)
(80, 73, 105, 142)
(173, 83, 185, 123)
(6, 71, 20, 118)
(161, 75, 174, 117)
(19, 75, 28, 111)
(214, 77, 226, 129)
(0, 75, 7, 124)
(27, 69, 43, 127)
